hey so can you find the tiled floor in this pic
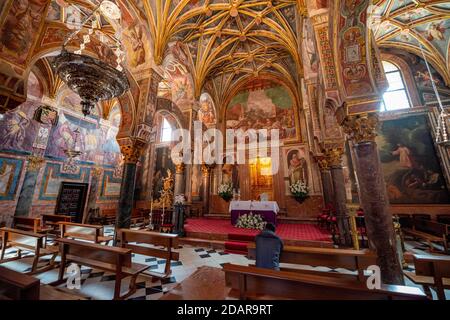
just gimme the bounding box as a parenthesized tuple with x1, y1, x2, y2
(1, 233, 448, 300)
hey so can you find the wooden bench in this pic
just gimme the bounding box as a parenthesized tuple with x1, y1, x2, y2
(13, 216, 53, 234)
(404, 254, 450, 300)
(131, 209, 148, 226)
(0, 228, 59, 274)
(222, 263, 427, 300)
(402, 218, 448, 253)
(247, 243, 377, 282)
(58, 221, 112, 245)
(42, 214, 72, 233)
(53, 238, 149, 300)
(0, 266, 40, 300)
(118, 229, 179, 278)
(437, 214, 450, 225)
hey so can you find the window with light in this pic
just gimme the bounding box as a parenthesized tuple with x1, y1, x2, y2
(380, 61, 411, 112)
(160, 117, 173, 142)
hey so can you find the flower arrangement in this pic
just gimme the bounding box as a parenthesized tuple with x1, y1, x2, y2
(174, 194, 186, 206)
(235, 213, 267, 230)
(289, 180, 309, 203)
(218, 182, 233, 202)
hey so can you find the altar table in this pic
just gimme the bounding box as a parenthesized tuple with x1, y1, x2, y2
(229, 201, 279, 225)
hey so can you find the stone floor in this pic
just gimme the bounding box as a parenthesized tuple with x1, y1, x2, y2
(1, 230, 448, 300)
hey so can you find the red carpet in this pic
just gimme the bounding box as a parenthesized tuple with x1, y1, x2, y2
(185, 218, 332, 242)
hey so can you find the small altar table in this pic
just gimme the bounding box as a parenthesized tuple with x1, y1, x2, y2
(229, 201, 279, 225)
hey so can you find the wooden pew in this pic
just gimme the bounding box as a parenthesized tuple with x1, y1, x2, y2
(404, 254, 450, 300)
(118, 229, 179, 278)
(58, 221, 112, 245)
(13, 216, 52, 234)
(402, 218, 448, 253)
(222, 263, 427, 300)
(131, 209, 148, 226)
(53, 238, 149, 300)
(0, 266, 40, 300)
(247, 243, 377, 282)
(42, 214, 72, 234)
(0, 228, 59, 274)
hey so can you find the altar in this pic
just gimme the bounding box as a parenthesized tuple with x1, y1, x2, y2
(229, 201, 279, 225)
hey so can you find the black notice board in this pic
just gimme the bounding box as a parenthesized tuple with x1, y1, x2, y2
(55, 182, 89, 223)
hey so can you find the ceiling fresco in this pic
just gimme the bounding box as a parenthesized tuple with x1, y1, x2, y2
(144, 0, 306, 103)
(371, 0, 450, 84)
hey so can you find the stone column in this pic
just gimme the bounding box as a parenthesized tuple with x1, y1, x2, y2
(201, 163, 214, 215)
(85, 167, 102, 223)
(116, 140, 146, 229)
(343, 113, 404, 285)
(174, 163, 186, 196)
(14, 156, 45, 217)
(325, 147, 352, 246)
(316, 157, 334, 206)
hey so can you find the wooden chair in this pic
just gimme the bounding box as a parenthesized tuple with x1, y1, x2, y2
(0, 228, 59, 275)
(247, 243, 377, 282)
(0, 266, 40, 300)
(118, 229, 179, 278)
(52, 238, 149, 300)
(222, 263, 427, 300)
(404, 254, 450, 300)
(58, 221, 113, 245)
(402, 218, 448, 253)
(150, 210, 174, 233)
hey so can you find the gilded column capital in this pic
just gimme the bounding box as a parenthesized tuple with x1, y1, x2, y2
(175, 163, 185, 174)
(27, 155, 45, 172)
(201, 163, 215, 176)
(315, 156, 330, 171)
(92, 167, 103, 177)
(342, 113, 379, 144)
(120, 139, 147, 164)
(324, 147, 344, 168)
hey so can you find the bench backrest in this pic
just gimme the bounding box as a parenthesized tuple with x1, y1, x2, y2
(58, 222, 103, 242)
(0, 266, 40, 300)
(222, 263, 427, 300)
(1, 227, 44, 250)
(247, 243, 376, 272)
(57, 238, 132, 268)
(413, 219, 447, 237)
(119, 229, 179, 261)
(42, 214, 72, 224)
(413, 254, 450, 278)
(13, 217, 41, 233)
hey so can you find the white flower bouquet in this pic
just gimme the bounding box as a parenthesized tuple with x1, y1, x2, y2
(218, 182, 233, 202)
(289, 180, 309, 203)
(235, 213, 267, 230)
(174, 194, 186, 206)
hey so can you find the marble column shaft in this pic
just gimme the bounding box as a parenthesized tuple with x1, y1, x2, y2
(85, 169, 101, 222)
(174, 164, 185, 196)
(353, 141, 404, 284)
(343, 114, 404, 285)
(320, 169, 334, 206)
(330, 165, 352, 246)
(116, 163, 137, 229)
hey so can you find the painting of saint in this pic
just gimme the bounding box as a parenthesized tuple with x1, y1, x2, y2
(198, 93, 215, 126)
(0, 110, 31, 150)
(286, 149, 308, 185)
(377, 115, 449, 204)
(152, 147, 175, 200)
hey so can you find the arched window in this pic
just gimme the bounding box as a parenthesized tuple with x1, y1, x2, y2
(380, 61, 411, 112)
(160, 117, 173, 142)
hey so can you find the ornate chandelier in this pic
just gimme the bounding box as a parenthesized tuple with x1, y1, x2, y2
(53, 1, 129, 117)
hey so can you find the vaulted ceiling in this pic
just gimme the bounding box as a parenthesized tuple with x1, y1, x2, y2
(143, 0, 306, 102)
(371, 0, 450, 83)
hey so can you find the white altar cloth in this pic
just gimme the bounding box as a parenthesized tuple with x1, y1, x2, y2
(229, 201, 279, 213)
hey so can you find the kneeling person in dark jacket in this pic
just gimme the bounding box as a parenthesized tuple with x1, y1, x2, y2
(255, 223, 283, 270)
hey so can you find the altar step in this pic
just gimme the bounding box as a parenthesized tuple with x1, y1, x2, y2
(224, 233, 255, 255)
